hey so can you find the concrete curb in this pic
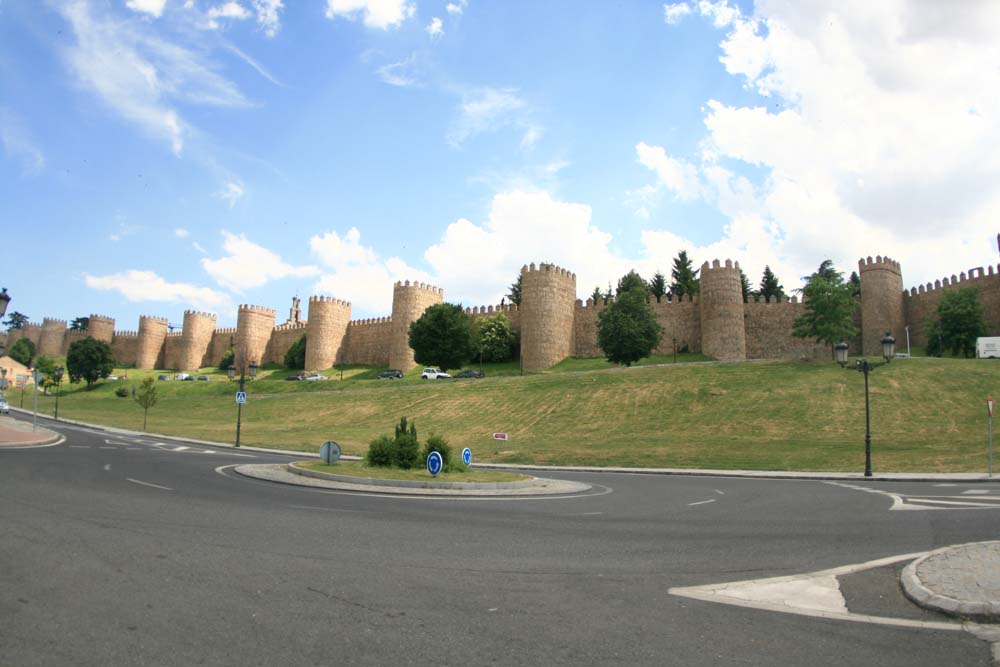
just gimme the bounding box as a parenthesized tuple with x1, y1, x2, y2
(0, 433, 65, 449)
(900, 541, 1000, 623)
(288, 461, 538, 490)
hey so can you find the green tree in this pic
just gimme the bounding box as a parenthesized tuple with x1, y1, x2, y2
(596, 287, 663, 366)
(507, 274, 522, 306)
(7, 338, 35, 366)
(32, 355, 57, 394)
(66, 337, 115, 388)
(759, 266, 785, 303)
(928, 287, 988, 358)
(739, 269, 751, 303)
(284, 334, 307, 369)
(616, 270, 648, 297)
(409, 303, 474, 372)
(4, 311, 28, 331)
(218, 346, 235, 371)
(603, 283, 613, 302)
(475, 313, 517, 363)
(134, 376, 158, 431)
(648, 271, 668, 303)
(792, 268, 858, 355)
(670, 250, 700, 299)
(69, 317, 89, 331)
(803, 259, 840, 283)
(590, 285, 603, 304)
(848, 271, 861, 298)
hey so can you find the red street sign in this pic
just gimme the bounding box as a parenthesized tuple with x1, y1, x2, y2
(989, 398, 995, 418)
(493, 432, 508, 441)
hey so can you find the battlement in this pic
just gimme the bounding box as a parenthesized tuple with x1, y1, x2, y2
(349, 316, 392, 326)
(273, 321, 307, 332)
(165, 331, 183, 338)
(214, 327, 237, 335)
(464, 304, 518, 316)
(238, 304, 277, 316)
(701, 258, 741, 273)
(906, 264, 1000, 296)
(521, 262, 576, 280)
(114, 330, 138, 338)
(23, 322, 42, 329)
(89, 314, 115, 323)
(747, 294, 799, 304)
(309, 295, 351, 306)
(394, 280, 443, 295)
(184, 310, 217, 319)
(139, 315, 169, 324)
(859, 255, 901, 274)
(42, 317, 67, 326)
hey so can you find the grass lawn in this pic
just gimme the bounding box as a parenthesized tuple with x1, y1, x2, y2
(298, 460, 530, 483)
(14, 355, 999, 473)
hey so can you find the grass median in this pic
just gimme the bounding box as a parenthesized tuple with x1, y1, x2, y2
(297, 460, 530, 483)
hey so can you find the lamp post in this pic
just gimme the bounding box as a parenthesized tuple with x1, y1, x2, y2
(228, 360, 257, 448)
(54, 366, 64, 420)
(0, 287, 10, 319)
(835, 332, 896, 477)
(1, 367, 7, 399)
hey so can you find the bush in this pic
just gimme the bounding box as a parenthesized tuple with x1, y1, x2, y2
(394, 433, 420, 469)
(115, 387, 129, 397)
(284, 334, 307, 369)
(218, 348, 235, 371)
(8, 338, 35, 366)
(422, 434, 452, 466)
(366, 435, 396, 467)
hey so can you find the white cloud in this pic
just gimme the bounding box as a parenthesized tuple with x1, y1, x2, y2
(376, 54, 419, 87)
(519, 125, 542, 150)
(426, 17, 443, 38)
(635, 142, 703, 201)
(217, 181, 245, 207)
(324, 0, 415, 29)
(0, 108, 45, 175)
(309, 227, 430, 314)
(446, 1, 466, 15)
(126, 0, 167, 18)
(175, 228, 190, 238)
(206, 1, 252, 30)
(448, 87, 533, 147)
(193, 241, 208, 254)
(663, 3, 691, 25)
(85, 270, 231, 311)
(251, 0, 283, 37)
(202, 232, 320, 292)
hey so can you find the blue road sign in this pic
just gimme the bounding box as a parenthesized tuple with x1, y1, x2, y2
(320, 441, 341, 464)
(235, 391, 247, 404)
(462, 447, 472, 466)
(426, 451, 443, 477)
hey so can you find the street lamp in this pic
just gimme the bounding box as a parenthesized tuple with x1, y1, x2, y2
(836, 333, 896, 477)
(1, 367, 7, 399)
(228, 360, 258, 448)
(54, 366, 64, 420)
(0, 287, 10, 319)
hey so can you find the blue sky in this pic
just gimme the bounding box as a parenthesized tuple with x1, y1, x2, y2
(2, 0, 999, 328)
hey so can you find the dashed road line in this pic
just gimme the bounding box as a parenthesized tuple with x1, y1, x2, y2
(688, 499, 716, 506)
(126, 478, 173, 491)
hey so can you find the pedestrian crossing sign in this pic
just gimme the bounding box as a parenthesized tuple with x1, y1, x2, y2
(236, 391, 247, 404)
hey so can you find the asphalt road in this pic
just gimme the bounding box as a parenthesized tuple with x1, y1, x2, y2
(2, 415, 999, 665)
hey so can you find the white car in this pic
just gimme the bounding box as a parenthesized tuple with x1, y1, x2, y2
(174, 372, 191, 381)
(421, 368, 452, 380)
(0, 399, 9, 415)
(304, 373, 327, 381)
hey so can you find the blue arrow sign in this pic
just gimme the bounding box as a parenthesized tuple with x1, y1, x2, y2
(462, 447, 472, 466)
(426, 451, 443, 477)
(235, 391, 247, 404)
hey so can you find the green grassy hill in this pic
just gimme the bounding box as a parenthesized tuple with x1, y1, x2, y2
(13, 355, 999, 472)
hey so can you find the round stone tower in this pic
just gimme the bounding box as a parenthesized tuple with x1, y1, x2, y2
(88, 314, 116, 344)
(859, 255, 904, 357)
(520, 263, 577, 371)
(177, 310, 217, 372)
(388, 281, 444, 370)
(38, 318, 67, 357)
(136, 315, 169, 369)
(305, 296, 351, 371)
(235, 305, 276, 371)
(699, 259, 746, 361)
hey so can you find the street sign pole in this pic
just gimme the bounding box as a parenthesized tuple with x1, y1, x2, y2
(31, 369, 41, 432)
(988, 398, 994, 477)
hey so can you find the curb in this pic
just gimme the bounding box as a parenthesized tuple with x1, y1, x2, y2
(900, 541, 1000, 623)
(287, 461, 538, 490)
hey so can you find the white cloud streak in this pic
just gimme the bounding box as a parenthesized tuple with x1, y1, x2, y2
(85, 270, 231, 310)
(202, 232, 320, 292)
(663, 2, 691, 25)
(426, 17, 443, 38)
(324, 0, 415, 29)
(0, 108, 45, 175)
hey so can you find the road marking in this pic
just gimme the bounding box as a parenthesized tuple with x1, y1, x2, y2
(288, 505, 374, 514)
(713, 489, 725, 495)
(567, 511, 604, 516)
(171, 446, 190, 451)
(69, 445, 90, 449)
(688, 499, 716, 506)
(203, 450, 216, 454)
(825, 481, 1000, 511)
(99, 446, 117, 450)
(962, 489, 991, 495)
(103, 464, 111, 471)
(934, 483, 957, 487)
(126, 478, 173, 491)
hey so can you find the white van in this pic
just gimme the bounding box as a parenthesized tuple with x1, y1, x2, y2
(977, 337, 1000, 359)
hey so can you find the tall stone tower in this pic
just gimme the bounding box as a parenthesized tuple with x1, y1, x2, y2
(305, 296, 351, 371)
(235, 305, 276, 370)
(520, 263, 577, 371)
(859, 255, 904, 357)
(699, 259, 746, 362)
(88, 314, 115, 344)
(389, 281, 443, 370)
(38, 318, 67, 357)
(177, 310, 217, 371)
(136, 315, 169, 369)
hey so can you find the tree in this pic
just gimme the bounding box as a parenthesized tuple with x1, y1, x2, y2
(134, 376, 158, 431)
(66, 337, 115, 388)
(475, 313, 517, 363)
(803, 259, 840, 283)
(33, 355, 57, 394)
(409, 303, 474, 372)
(284, 334, 307, 369)
(648, 271, 668, 303)
(4, 311, 28, 331)
(603, 283, 613, 303)
(759, 266, 785, 302)
(507, 274, 522, 306)
(7, 338, 35, 366)
(596, 286, 663, 366)
(848, 271, 861, 298)
(69, 317, 89, 332)
(739, 269, 751, 303)
(792, 269, 858, 355)
(927, 287, 988, 358)
(590, 286, 603, 304)
(218, 346, 235, 371)
(616, 270, 648, 297)
(670, 250, 700, 299)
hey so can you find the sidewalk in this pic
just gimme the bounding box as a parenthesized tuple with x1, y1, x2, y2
(0, 416, 63, 448)
(902, 541, 1000, 623)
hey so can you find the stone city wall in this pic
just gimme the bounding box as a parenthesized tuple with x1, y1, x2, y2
(206, 328, 237, 369)
(573, 296, 702, 358)
(342, 317, 392, 366)
(520, 263, 577, 371)
(111, 330, 140, 367)
(744, 296, 826, 360)
(388, 281, 443, 371)
(235, 305, 276, 370)
(903, 264, 1000, 348)
(38, 318, 67, 357)
(264, 321, 307, 366)
(859, 256, 905, 356)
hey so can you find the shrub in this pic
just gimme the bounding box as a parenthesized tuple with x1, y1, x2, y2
(422, 434, 452, 466)
(8, 338, 35, 366)
(394, 433, 420, 469)
(284, 334, 307, 369)
(366, 435, 396, 467)
(115, 387, 129, 397)
(219, 348, 235, 371)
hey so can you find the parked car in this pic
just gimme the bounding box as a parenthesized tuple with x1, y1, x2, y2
(107, 375, 118, 381)
(455, 370, 485, 379)
(421, 368, 452, 380)
(182, 376, 195, 381)
(378, 369, 404, 379)
(196, 375, 211, 381)
(303, 373, 327, 381)
(157, 374, 170, 381)
(174, 373, 191, 381)
(0, 399, 9, 415)
(286, 374, 306, 381)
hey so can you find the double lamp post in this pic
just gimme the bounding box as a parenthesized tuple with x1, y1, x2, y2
(835, 332, 896, 478)
(227, 360, 258, 448)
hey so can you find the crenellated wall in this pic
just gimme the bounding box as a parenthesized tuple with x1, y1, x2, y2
(859, 256, 905, 356)
(136, 316, 169, 369)
(88, 315, 115, 344)
(38, 318, 67, 357)
(903, 263, 1000, 347)
(207, 328, 237, 369)
(177, 310, 217, 371)
(343, 317, 393, 366)
(573, 295, 701, 358)
(700, 259, 746, 362)
(744, 295, 827, 360)
(111, 331, 139, 367)
(389, 281, 443, 371)
(305, 296, 351, 371)
(235, 305, 276, 370)
(265, 321, 308, 366)
(520, 263, 577, 371)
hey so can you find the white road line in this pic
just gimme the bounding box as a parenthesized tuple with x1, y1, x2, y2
(98, 446, 117, 450)
(103, 464, 111, 471)
(962, 489, 991, 495)
(203, 450, 216, 454)
(713, 489, 725, 495)
(126, 478, 173, 491)
(934, 483, 957, 487)
(69, 445, 90, 449)
(171, 446, 189, 452)
(288, 505, 373, 513)
(688, 499, 716, 506)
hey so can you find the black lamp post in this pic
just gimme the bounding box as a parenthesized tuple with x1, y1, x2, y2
(228, 360, 258, 448)
(835, 332, 896, 477)
(1, 367, 7, 399)
(54, 366, 64, 419)
(0, 287, 10, 319)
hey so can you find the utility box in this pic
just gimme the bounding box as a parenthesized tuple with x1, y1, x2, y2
(977, 337, 1000, 359)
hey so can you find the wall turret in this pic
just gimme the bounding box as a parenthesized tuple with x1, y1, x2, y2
(136, 315, 169, 369)
(699, 259, 746, 361)
(520, 263, 577, 371)
(305, 296, 351, 371)
(235, 305, 276, 370)
(177, 310, 217, 371)
(859, 255, 904, 356)
(389, 281, 443, 370)
(38, 318, 67, 357)
(88, 314, 115, 344)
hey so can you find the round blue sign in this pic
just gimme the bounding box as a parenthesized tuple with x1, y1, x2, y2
(462, 447, 472, 466)
(426, 451, 443, 477)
